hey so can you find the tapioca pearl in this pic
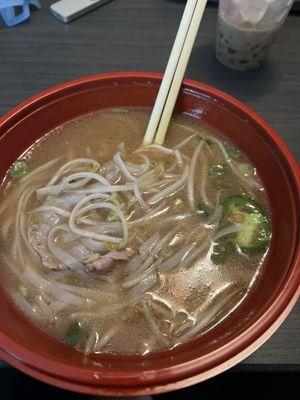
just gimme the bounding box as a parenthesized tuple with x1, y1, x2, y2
(239, 59, 250, 65)
(227, 48, 236, 54)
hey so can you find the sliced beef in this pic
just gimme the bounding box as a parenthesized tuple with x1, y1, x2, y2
(86, 248, 133, 272)
(28, 212, 66, 270)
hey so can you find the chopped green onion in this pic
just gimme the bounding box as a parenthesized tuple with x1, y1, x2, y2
(196, 204, 208, 217)
(64, 322, 85, 347)
(105, 242, 118, 250)
(107, 211, 120, 222)
(89, 162, 100, 174)
(224, 141, 240, 158)
(110, 194, 124, 208)
(108, 195, 125, 221)
(128, 196, 138, 207)
(18, 284, 28, 297)
(9, 160, 27, 180)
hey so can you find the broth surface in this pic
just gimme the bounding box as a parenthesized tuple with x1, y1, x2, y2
(0, 109, 270, 355)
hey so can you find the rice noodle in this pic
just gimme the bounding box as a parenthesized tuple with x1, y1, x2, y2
(148, 166, 189, 205)
(47, 158, 99, 185)
(123, 260, 159, 289)
(199, 150, 211, 207)
(124, 230, 175, 288)
(143, 177, 176, 192)
(113, 152, 136, 182)
(37, 172, 110, 198)
(187, 141, 204, 209)
(174, 134, 197, 149)
(32, 206, 70, 218)
(64, 171, 109, 187)
(69, 184, 134, 195)
(98, 202, 169, 232)
(129, 273, 158, 298)
(133, 182, 149, 209)
(138, 230, 175, 274)
(136, 169, 157, 186)
(126, 154, 150, 176)
(174, 149, 183, 165)
(53, 193, 87, 208)
(139, 232, 160, 259)
(141, 144, 175, 155)
(69, 196, 128, 244)
(159, 244, 195, 273)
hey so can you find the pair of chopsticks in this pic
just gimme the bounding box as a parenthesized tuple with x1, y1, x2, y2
(143, 0, 208, 146)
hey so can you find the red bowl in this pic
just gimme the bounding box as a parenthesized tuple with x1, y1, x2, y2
(0, 72, 299, 396)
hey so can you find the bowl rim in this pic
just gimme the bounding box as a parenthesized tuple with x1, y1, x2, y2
(0, 72, 299, 396)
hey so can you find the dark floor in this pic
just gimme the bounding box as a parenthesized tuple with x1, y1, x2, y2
(1, 367, 298, 400)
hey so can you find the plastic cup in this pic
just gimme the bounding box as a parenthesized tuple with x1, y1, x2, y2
(216, 0, 294, 70)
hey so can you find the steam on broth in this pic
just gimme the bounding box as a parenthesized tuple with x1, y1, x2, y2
(0, 109, 271, 355)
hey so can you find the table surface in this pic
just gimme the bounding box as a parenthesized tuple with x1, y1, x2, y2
(0, 0, 299, 368)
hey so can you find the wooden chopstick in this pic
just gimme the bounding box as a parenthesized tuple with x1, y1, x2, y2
(143, 0, 198, 146)
(154, 0, 208, 145)
(143, 0, 208, 146)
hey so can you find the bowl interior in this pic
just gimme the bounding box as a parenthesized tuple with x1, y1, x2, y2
(0, 74, 299, 388)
